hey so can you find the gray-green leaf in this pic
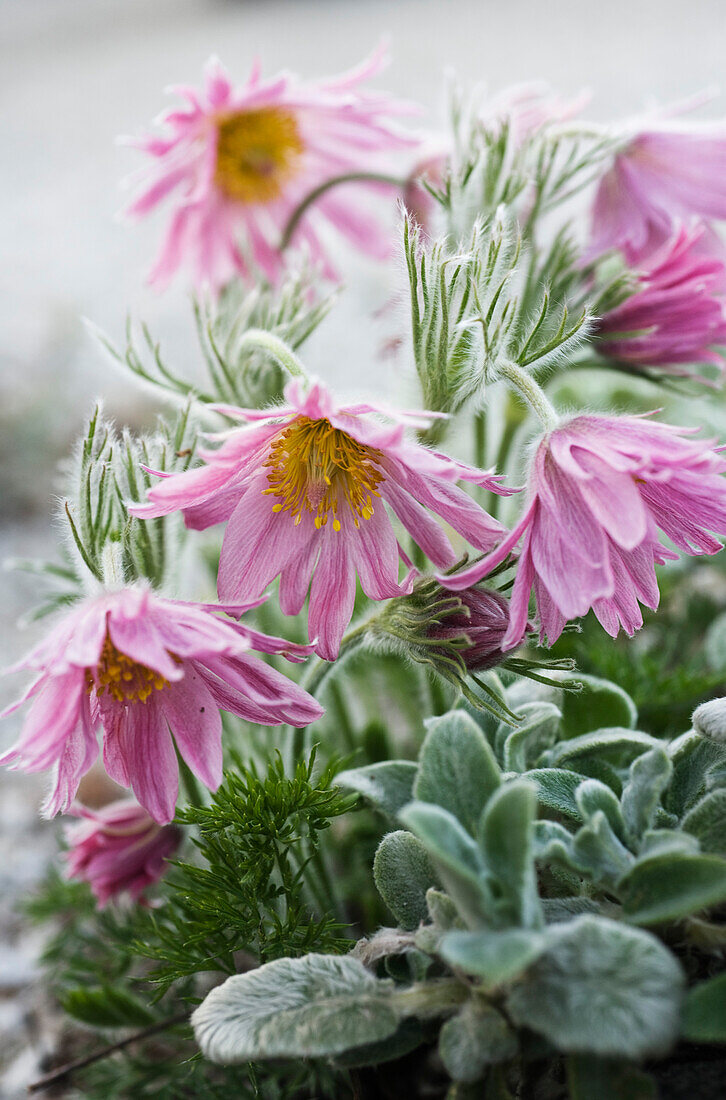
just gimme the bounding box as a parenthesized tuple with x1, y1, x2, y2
(374, 831, 438, 930)
(682, 788, 726, 855)
(479, 780, 543, 929)
(439, 1001, 517, 1082)
(414, 711, 501, 832)
(337, 760, 418, 818)
(192, 955, 398, 1063)
(618, 852, 726, 924)
(399, 801, 492, 929)
(506, 915, 683, 1058)
(439, 927, 546, 985)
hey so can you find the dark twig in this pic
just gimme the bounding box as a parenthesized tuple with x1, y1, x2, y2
(27, 1010, 189, 1093)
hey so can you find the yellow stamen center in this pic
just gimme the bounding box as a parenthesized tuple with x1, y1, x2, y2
(214, 107, 305, 203)
(91, 634, 168, 705)
(263, 417, 384, 531)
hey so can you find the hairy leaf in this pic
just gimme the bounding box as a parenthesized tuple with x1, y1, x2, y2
(193, 954, 398, 1062)
(506, 916, 683, 1057)
(374, 831, 438, 930)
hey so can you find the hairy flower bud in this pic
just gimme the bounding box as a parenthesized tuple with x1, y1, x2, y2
(427, 584, 512, 671)
(370, 576, 522, 683)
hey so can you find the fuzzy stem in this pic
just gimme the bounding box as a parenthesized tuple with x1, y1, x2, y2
(99, 541, 126, 589)
(234, 330, 307, 381)
(279, 171, 406, 251)
(391, 978, 468, 1018)
(497, 359, 559, 431)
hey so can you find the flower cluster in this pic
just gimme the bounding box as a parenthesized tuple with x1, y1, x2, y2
(5, 54, 726, 921)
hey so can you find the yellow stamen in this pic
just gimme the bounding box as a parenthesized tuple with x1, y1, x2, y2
(214, 107, 304, 203)
(263, 417, 384, 532)
(90, 634, 168, 705)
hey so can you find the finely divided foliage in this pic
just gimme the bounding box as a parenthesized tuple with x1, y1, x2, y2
(7, 50, 726, 1100)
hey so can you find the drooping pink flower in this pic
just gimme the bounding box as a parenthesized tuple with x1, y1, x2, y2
(482, 82, 589, 144)
(130, 378, 512, 661)
(590, 108, 726, 263)
(439, 414, 726, 645)
(596, 223, 726, 380)
(428, 585, 516, 671)
(64, 799, 181, 906)
(122, 47, 419, 291)
(1, 587, 322, 823)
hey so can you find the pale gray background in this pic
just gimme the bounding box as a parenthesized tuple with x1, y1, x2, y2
(1, 0, 725, 1093)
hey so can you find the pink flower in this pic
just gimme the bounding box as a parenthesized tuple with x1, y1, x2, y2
(403, 146, 449, 233)
(429, 585, 515, 671)
(591, 110, 726, 263)
(122, 47, 419, 291)
(596, 223, 726, 380)
(439, 414, 726, 645)
(64, 799, 181, 906)
(130, 378, 512, 660)
(1, 587, 322, 823)
(482, 82, 589, 144)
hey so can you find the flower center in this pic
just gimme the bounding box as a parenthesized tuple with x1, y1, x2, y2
(91, 634, 167, 705)
(214, 107, 305, 203)
(263, 417, 384, 531)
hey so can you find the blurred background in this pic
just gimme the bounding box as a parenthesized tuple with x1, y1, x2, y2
(1, 0, 725, 1093)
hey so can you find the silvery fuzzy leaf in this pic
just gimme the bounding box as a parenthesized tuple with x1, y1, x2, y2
(506, 916, 683, 1058)
(439, 1000, 517, 1082)
(414, 711, 501, 833)
(618, 851, 726, 925)
(478, 780, 543, 930)
(501, 703, 561, 772)
(374, 831, 438, 931)
(192, 954, 398, 1063)
(544, 728, 659, 769)
(399, 802, 492, 929)
(682, 788, 726, 855)
(620, 747, 672, 845)
(526, 768, 584, 821)
(337, 760, 418, 819)
(575, 779, 626, 841)
(693, 697, 726, 743)
(439, 927, 546, 986)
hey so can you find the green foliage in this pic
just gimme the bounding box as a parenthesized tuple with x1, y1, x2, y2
(135, 750, 353, 992)
(207, 687, 726, 1095)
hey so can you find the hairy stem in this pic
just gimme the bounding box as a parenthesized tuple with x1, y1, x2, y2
(279, 171, 406, 251)
(234, 330, 307, 381)
(498, 359, 559, 431)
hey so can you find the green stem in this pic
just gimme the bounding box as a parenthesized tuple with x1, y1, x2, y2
(234, 330, 307, 381)
(498, 359, 559, 432)
(301, 621, 370, 697)
(473, 409, 487, 469)
(391, 978, 468, 1019)
(177, 752, 206, 810)
(280, 171, 406, 251)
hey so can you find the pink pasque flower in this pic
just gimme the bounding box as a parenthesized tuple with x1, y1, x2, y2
(1, 586, 322, 823)
(64, 799, 181, 906)
(596, 223, 726, 380)
(130, 378, 512, 661)
(122, 47, 419, 291)
(439, 413, 726, 645)
(591, 106, 726, 263)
